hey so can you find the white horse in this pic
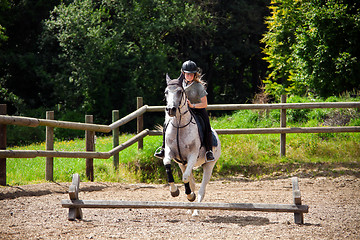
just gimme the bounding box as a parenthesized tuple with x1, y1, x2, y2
(162, 74, 221, 216)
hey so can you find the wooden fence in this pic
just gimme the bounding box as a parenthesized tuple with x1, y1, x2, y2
(0, 97, 360, 185)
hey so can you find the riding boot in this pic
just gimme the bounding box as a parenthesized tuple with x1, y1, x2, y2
(206, 151, 215, 162)
(154, 124, 166, 159)
(205, 131, 215, 162)
(154, 147, 165, 159)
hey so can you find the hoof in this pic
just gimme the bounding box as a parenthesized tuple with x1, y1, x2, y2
(171, 189, 180, 197)
(187, 192, 196, 202)
(192, 210, 199, 216)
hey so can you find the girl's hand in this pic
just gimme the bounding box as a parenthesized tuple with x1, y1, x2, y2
(187, 99, 194, 108)
(187, 96, 208, 109)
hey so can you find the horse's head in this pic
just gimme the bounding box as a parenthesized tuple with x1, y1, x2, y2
(165, 73, 185, 117)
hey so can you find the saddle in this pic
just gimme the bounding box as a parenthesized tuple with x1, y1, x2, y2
(189, 109, 218, 147)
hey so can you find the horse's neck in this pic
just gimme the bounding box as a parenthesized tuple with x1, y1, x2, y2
(174, 98, 192, 124)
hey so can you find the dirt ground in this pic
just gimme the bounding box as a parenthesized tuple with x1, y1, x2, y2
(0, 175, 359, 240)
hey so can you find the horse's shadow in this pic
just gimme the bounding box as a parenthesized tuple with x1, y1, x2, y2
(202, 215, 272, 226)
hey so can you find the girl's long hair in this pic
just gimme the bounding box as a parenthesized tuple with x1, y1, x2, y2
(194, 68, 206, 87)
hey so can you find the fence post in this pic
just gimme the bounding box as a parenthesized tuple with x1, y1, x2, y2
(46, 111, 54, 181)
(85, 115, 94, 181)
(137, 97, 144, 150)
(280, 95, 287, 157)
(0, 104, 6, 186)
(112, 110, 119, 169)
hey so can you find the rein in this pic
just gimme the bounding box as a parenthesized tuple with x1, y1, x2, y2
(170, 91, 195, 128)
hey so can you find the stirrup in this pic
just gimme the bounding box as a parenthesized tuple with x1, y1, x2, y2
(154, 147, 165, 159)
(205, 151, 215, 162)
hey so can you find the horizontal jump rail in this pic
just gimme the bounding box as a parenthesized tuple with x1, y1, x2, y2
(62, 174, 308, 224)
(61, 199, 308, 213)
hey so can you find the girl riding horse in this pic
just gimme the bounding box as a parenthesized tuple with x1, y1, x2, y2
(155, 60, 215, 161)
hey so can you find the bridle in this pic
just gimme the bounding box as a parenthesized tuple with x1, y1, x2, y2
(166, 81, 195, 128)
(166, 81, 196, 164)
(171, 88, 194, 128)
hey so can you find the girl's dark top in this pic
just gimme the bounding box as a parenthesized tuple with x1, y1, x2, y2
(183, 81, 207, 104)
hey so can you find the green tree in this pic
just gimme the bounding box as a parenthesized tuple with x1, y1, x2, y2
(0, 0, 61, 114)
(176, 0, 270, 104)
(42, 0, 213, 121)
(2, 0, 271, 125)
(262, 0, 360, 99)
(0, 0, 9, 45)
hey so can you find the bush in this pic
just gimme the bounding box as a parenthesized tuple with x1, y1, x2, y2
(6, 108, 47, 147)
(54, 110, 85, 141)
(6, 109, 87, 146)
(7, 125, 45, 147)
(286, 95, 311, 123)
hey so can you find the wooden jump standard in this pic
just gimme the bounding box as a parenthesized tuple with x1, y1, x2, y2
(61, 174, 309, 224)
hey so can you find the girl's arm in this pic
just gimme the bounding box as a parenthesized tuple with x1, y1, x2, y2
(188, 96, 208, 109)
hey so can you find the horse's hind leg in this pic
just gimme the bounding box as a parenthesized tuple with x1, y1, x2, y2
(192, 161, 216, 216)
(198, 161, 215, 202)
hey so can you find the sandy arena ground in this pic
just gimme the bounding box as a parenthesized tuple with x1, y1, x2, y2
(0, 175, 359, 239)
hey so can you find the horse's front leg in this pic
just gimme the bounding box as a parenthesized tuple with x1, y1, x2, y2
(163, 155, 179, 197)
(182, 154, 197, 183)
(181, 155, 198, 202)
(179, 164, 196, 202)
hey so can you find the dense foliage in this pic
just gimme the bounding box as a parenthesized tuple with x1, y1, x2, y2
(262, 0, 360, 99)
(1, 0, 269, 122)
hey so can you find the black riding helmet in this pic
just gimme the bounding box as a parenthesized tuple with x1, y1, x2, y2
(181, 60, 198, 73)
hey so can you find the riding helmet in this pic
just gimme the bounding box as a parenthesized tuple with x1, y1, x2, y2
(181, 60, 198, 73)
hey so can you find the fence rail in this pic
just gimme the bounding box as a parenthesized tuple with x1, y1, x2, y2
(147, 102, 360, 111)
(0, 105, 150, 133)
(0, 99, 360, 185)
(148, 126, 360, 136)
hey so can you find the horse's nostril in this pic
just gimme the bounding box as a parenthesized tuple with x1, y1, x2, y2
(166, 107, 176, 112)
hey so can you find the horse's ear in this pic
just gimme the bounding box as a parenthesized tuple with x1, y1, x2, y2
(166, 73, 171, 84)
(178, 72, 184, 82)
